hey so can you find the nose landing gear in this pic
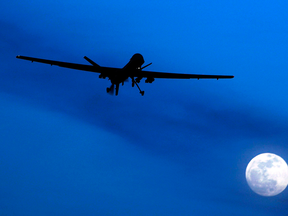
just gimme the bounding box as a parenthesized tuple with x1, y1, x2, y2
(132, 77, 145, 96)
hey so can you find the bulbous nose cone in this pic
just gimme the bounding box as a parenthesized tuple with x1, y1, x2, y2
(130, 53, 144, 66)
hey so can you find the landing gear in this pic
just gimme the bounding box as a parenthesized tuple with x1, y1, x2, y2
(106, 84, 114, 95)
(132, 77, 145, 96)
(106, 83, 119, 95)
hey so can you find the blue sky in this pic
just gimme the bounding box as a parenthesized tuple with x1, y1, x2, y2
(1, 0, 288, 215)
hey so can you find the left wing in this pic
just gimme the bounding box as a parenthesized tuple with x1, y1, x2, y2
(17, 55, 98, 72)
(16, 55, 121, 75)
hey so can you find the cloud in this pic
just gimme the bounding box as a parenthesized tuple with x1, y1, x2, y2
(3, 49, 288, 156)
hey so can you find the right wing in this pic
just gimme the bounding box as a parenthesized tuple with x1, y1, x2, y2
(136, 70, 234, 79)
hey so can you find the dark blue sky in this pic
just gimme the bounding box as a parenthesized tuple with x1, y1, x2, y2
(1, 0, 288, 215)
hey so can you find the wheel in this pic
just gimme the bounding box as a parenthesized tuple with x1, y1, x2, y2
(140, 91, 144, 96)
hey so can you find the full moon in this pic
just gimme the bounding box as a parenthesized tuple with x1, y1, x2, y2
(246, 153, 288, 196)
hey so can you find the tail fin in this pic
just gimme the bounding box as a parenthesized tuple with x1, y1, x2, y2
(84, 56, 100, 67)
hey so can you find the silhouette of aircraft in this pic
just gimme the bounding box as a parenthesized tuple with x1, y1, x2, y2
(16, 53, 234, 96)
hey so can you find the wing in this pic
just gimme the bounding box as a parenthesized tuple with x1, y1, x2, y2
(136, 70, 234, 79)
(16, 55, 121, 74)
(16, 55, 234, 79)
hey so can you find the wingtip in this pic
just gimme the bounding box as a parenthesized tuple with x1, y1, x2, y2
(16, 55, 21, 58)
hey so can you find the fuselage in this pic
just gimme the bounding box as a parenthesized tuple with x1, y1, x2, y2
(109, 53, 144, 85)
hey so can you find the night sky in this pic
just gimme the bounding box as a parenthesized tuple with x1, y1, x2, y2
(1, 0, 288, 215)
